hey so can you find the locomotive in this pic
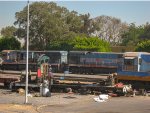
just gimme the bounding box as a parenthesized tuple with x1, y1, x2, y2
(1, 50, 150, 90)
(68, 51, 124, 74)
(0, 50, 67, 72)
(117, 52, 150, 89)
(1, 50, 124, 74)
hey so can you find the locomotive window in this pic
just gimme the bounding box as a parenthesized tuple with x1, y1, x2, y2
(1, 53, 7, 60)
(124, 59, 134, 65)
(20, 53, 24, 60)
(139, 58, 142, 65)
(118, 54, 123, 58)
(2, 53, 7, 57)
(69, 55, 80, 64)
(46, 52, 61, 63)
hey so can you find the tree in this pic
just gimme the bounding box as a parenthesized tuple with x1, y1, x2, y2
(14, 2, 84, 50)
(91, 15, 128, 45)
(138, 23, 150, 40)
(47, 31, 76, 50)
(121, 23, 144, 46)
(0, 37, 21, 51)
(80, 13, 100, 36)
(135, 40, 150, 52)
(1, 26, 17, 37)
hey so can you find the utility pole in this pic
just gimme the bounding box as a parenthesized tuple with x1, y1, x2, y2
(25, 0, 29, 104)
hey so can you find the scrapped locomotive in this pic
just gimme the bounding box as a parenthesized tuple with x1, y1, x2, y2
(0, 50, 124, 74)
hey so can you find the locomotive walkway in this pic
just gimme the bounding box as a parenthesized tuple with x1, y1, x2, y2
(0, 70, 108, 85)
(0, 70, 108, 79)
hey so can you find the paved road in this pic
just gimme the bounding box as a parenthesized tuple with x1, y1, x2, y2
(39, 96, 150, 113)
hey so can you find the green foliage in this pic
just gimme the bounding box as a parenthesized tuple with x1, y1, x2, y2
(12, 1, 150, 50)
(14, 2, 85, 50)
(0, 37, 21, 51)
(138, 23, 150, 40)
(72, 36, 111, 52)
(121, 23, 144, 46)
(121, 23, 150, 48)
(135, 40, 150, 52)
(80, 13, 100, 36)
(47, 31, 76, 50)
(1, 26, 17, 37)
(49, 40, 74, 51)
(47, 35, 111, 52)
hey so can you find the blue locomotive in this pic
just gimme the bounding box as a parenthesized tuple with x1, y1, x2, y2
(117, 52, 150, 89)
(68, 51, 124, 74)
(1, 50, 124, 74)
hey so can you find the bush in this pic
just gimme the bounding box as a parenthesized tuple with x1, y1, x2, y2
(0, 37, 21, 51)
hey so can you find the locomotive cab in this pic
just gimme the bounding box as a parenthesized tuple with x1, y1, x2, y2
(117, 52, 150, 90)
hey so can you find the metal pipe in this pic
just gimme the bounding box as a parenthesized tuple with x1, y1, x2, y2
(25, 0, 29, 104)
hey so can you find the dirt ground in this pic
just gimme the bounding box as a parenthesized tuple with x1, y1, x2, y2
(0, 104, 36, 113)
(0, 88, 94, 113)
(0, 89, 150, 113)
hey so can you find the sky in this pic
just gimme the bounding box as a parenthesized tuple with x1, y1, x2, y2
(0, 0, 150, 31)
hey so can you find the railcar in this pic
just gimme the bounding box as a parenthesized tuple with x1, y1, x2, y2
(68, 51, 124, 74)
(1, 50, 68, 72)
(117, 52, 150, 90)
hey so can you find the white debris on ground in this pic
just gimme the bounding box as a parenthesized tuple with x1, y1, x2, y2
(94, 94, 109, 102)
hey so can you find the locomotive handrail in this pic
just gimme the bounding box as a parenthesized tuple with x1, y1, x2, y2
(37, 54, 50, 67)
(0, 57, 3, 65)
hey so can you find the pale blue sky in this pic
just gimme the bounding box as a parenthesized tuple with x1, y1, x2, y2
(0, 1, 150, 30)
